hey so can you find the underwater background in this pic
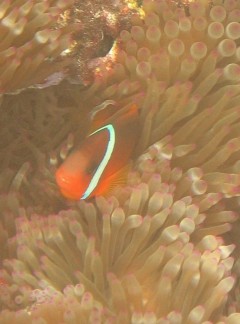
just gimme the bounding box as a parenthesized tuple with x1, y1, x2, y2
(1, 0, 240, 323)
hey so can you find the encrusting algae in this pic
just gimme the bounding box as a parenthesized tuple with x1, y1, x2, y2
(1, 0, 240, 323)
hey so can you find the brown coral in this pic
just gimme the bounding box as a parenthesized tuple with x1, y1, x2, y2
(63, 0, 141, 84)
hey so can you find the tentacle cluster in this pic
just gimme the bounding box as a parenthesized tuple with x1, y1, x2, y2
(0, 139, 240, 322)
(1, 0, 240, 322)
(0, 0, 79, 94)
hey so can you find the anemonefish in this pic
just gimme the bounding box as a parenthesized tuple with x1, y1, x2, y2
(55, 103, 140, 200)
(0, 278, 7, 287)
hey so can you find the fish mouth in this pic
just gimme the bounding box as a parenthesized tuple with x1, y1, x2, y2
(57, 180, 83, 200)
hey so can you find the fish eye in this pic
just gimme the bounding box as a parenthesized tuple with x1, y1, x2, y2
(86, 164, 98, 175)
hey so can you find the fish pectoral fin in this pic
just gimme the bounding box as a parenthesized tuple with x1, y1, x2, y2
(105, 162, 132, 196)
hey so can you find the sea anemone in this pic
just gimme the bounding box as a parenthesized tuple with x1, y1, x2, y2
(0, 80, 102, 220)
(0, 0, 79, 94)
(1, 0, 240, 322)
(0, 140, 239, 322)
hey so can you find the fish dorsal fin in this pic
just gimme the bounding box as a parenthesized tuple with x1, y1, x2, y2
(90, 100, 117, 132)
(105, 103, 139, 125)
(90, 102, 139, 132)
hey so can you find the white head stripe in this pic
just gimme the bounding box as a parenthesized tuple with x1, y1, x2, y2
(81, 124, 115, 200)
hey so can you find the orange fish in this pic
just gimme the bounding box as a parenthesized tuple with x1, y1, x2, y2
(0, 278, 7, 287)
(55, 103, 140, 200)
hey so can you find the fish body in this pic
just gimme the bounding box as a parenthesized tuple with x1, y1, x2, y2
(0, 278, 7, 287)
(55, 104, 139, 200)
